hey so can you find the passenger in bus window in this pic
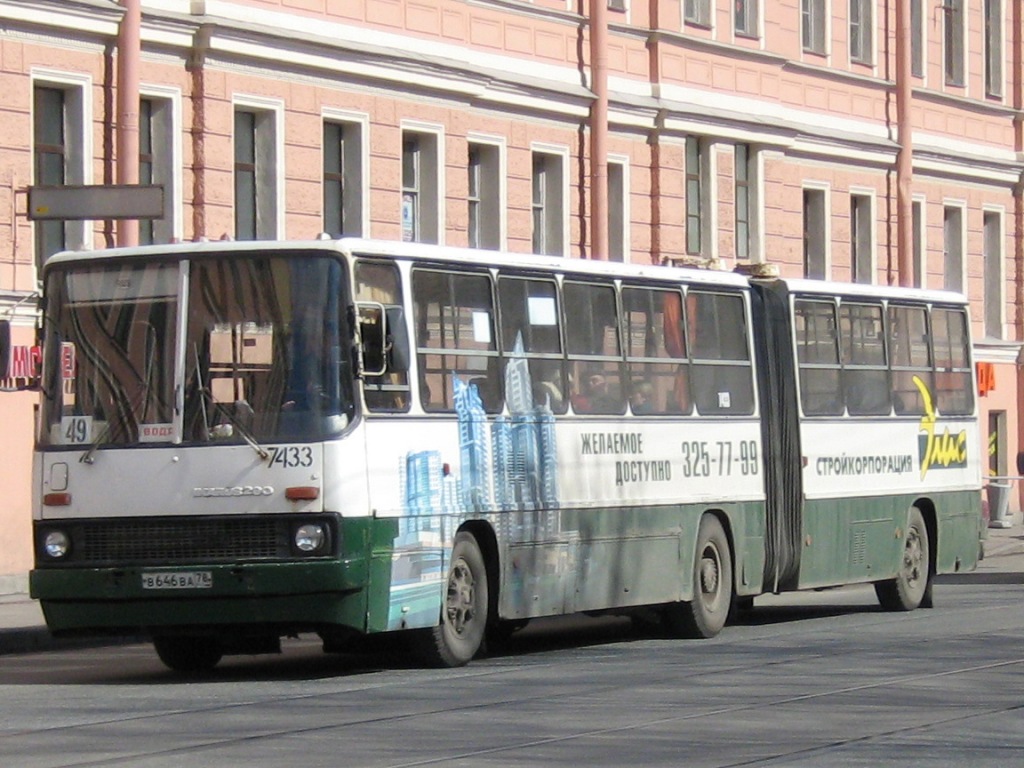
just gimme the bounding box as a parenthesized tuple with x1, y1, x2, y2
(630, 380, 655, 414)
(574, 372, 620, 414)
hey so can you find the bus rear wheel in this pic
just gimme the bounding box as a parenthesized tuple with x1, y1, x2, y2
(875, 506, 931, 611)
(153, 635, 223, 673)
(665, 515, 733, 639)
(411, 531, 489, 667)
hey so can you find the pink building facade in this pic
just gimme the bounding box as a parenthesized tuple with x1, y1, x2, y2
(0, 0, 1020, 589)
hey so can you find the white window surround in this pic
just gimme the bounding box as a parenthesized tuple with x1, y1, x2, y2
(322, 107, 371, 238)
(608, 153, 630, 263)
(467, 131, 508, 251)
(232, 94, 285, 240)
(912, 194, 927, 289)
(140, 84, 184, 243)
(982, 205, 1005, 338)
(941, 200, 967, 293)
(748, 146, 766, 264)
(801, 0, 831, 60)
(848, 0, 875, 68)
(803, 181, 831, 278)
(530, 142, 570, 257)
(30, 69, 92, 270)
(733, 0, 764, 46)
(848, 187, 876, 284)
(401, 120, 446, 246)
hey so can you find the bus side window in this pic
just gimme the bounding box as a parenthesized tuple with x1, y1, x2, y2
(688, 290, 755, 416)
(564, 281, 624, 415)
(497, 275, 566, 414)
(354, 260, 411, 412)
(412, 268, 502, 413)
(887, 304, 931, 416)
(794, 299, 843, 417)
(839, 302, 891, 416)
(621, 285, 689, 415)
(931, 307, 974, 416)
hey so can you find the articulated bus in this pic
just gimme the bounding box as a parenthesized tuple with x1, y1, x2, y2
(7, 238, 982, 671)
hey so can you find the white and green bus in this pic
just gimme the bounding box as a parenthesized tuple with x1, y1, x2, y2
(8, 238, 983, 671)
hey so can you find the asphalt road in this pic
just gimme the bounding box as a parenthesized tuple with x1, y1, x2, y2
(1, 575, 1021, 768)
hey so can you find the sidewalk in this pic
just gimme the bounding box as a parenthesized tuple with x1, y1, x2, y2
(1, 522, 1022, 657)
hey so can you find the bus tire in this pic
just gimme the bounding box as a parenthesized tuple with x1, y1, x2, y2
(875, 506, 931, 611)
(412, 531, 488, 667)
(153, 635, 223, 673)
(665, 515, 733, 639)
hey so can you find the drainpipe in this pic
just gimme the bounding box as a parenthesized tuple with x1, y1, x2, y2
(589, 0, 609, 260)
(116, 0, 141, 246)
(895, 0, 913, 286)
(188, 25, 212, 241)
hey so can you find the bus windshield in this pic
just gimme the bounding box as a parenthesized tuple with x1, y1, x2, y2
(40, 253, 354, 449)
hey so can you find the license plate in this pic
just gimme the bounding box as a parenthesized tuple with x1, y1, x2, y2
(141, 571, 213, 590)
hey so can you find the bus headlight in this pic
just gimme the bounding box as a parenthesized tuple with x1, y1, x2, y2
(294, 523, 326, 553)
(43, 530, 70, 559)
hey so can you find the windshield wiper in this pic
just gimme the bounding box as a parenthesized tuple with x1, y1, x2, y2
(192, 343, 269, 460)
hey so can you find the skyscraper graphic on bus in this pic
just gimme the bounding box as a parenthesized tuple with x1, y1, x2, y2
(399, 333, 559, 519)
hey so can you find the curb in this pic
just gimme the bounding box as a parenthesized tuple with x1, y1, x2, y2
(0, 628, 145, 657)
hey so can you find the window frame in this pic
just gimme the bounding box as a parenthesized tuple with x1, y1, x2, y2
(849, 0, 873, 65)
(735, 0, 759, 38)
(944, 0, 965, 86)
(802, 0, 827, 55)
(233, 97, 283, 241)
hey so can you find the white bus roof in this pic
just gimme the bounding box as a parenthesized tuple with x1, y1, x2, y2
(43, 237, 753, 290)
(756, 276, 969, 306)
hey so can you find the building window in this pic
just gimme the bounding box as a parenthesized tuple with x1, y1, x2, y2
(850, 194, 873, 284)
(685, 0, 711, 27)
(943, 205, 964, 292)
(735, 145, 751, 261)
(803, 188, 827, 279)
(985, 0, 1003, 97)
(802, 0, 826, 54)
(983, 211, 1003, 338)
(234, 108, 278, 240)
(912, 199, 924, 288)
(34, 86, 67, 268)
(849, 0, 872, 64)
(944, 0, 965, 86)
(911, 0, 924, 77)
(608, 159, 626, 262)
(608, 0, 626, 10)
(139, 98, 154, 245)
(402, 130, 440, 244)
(532, 151, 565, 256)
(138, 96, 174, 245)
(735, 0, 758, 37)
(468, 142, 501, 250)
(685, 136, 704, 256)
(323, 121, 363, 238)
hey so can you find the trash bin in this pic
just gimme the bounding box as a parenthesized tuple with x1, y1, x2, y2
(986, 481, 1012, 529)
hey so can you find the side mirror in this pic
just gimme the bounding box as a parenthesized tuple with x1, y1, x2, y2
(357, 302, 387, 377)
(384, 306, 410, 373)
(1016, 451, 1024, 477)
(356, 303, 411, 378)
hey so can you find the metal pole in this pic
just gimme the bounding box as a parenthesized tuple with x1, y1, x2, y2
(589, 0, 609, 260)
(895, 0, 913, 287)
(116, 0, 141, 246)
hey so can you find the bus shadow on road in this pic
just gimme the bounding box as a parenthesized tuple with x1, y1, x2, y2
(935, 571, 1024, 586)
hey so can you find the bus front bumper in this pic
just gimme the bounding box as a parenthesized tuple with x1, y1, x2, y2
(29, 560, 368, 637)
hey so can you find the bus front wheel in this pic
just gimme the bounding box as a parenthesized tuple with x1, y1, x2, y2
(875, 506, 931, 611)
(665, 515, 733, 639)
(153, 635, 223, 673)
(412, 531, 489, 667)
